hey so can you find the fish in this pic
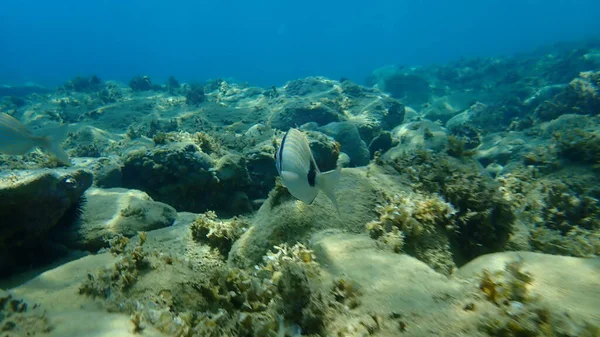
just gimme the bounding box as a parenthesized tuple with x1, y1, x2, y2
(275, 128, 341, 211)
(0, 112, 70, 165)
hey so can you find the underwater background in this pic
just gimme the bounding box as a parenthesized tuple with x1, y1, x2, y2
(1, 1, 600, 337)
(1, 0, 600, 87)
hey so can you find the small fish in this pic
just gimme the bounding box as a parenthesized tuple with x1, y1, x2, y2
(0, 112, 70, 165)
(275, 128, 341, 211)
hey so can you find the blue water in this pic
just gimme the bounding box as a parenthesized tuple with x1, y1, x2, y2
(1, 0, 599, 88)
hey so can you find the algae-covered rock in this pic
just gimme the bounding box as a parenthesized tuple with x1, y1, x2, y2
(382, 151, 516, 262)
(283, 76, 336, 96)
(229, 166, 403, 268)
(534, 70, 600, 121)
(365, 191, 457, 275)
(386, 120, 448, 155)
(121, 142, 215, 211)
(421, 94, 472, 124)
(75, 156, 123, 188)
(56, 187, 177, 252)
(0, 168, 93, 276)
(269, 98, 341, 129)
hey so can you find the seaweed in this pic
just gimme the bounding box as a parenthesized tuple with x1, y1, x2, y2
(478, 259, 600, 337)
(190, 211, 248, 256)
(555, 128, 600, 170)
(387, 151, 516, 261)
(366, 191, 457, 274)
(79, 232, 149, 296)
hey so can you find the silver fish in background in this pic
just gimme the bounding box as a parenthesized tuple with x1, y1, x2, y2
(0, 112, 70, 165)
(275, 128, 341, 211)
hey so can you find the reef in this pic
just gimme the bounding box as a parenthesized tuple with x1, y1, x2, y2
(1, 39, 600, 336)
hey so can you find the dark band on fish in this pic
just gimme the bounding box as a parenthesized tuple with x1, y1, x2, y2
(275, 130, 289, 174)
(307, 158, 316, 187)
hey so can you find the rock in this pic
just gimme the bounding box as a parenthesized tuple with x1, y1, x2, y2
(336, 152, 351, 167)
(213, 154, 250, 184)
(320, 122, 370, 167)
(368, 131, 393, 158)
(245, 145, 279, 202)
(0, 168, 93, 276)
(229, 166, 403, 268)
(121, 142, 216, 213)
(378, 97, 406, 131)
(386, 120, 448, 156)
(455, 251, 600, 326)
(445, 110, 471, 132)
(56, 187, 177, 251)
(269, 99, 341, 130)
(371, 67, 432, 106)
(523, 84, 566, 107)
(474, 132, 535, 167)
(421, 94, 472, 124)
(283, 77, 335, 96)
(403, 106, 420, 123)
(534, 71, 600, 121)
(293, 129, 339, 172)
(74, 156, 123, 188)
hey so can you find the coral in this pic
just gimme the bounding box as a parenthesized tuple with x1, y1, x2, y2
(190, 211, 249, 256)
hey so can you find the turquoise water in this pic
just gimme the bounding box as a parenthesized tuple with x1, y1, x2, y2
(1, 0, 599, 87)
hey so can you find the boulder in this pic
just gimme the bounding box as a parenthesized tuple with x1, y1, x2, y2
(56, 187, 177, 251)
(269, 99, 341, 130)
(0, 168, 93, 276)
(320, 122, 370, 166)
